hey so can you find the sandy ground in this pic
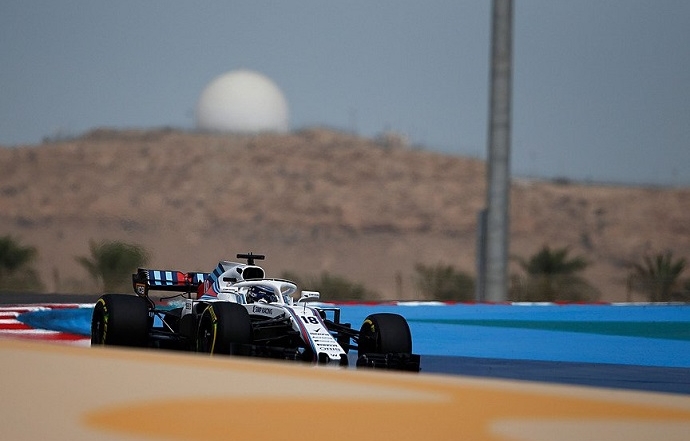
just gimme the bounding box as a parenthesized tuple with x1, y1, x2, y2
(3, 337, 690, 441)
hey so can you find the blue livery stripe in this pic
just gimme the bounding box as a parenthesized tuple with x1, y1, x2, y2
(208, 263, 225, 285)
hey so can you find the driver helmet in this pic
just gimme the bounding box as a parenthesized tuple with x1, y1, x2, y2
(247, 285, 278, 303)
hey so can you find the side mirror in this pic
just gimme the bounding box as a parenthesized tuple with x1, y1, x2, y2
(298, 291, 320, 302)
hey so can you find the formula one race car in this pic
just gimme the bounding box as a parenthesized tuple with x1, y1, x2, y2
(91, 253, 420, 371)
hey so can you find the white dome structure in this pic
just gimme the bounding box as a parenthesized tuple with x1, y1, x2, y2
(196, 70, 289, 133)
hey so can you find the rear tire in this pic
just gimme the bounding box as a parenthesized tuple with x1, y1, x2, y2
(358, 313, 412, 355)
(91, 294, 149, 347)
(196, 302, 252, 355)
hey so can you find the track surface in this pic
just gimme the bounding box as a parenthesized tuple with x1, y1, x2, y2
(3, 294, 690, 394)
(2, 294, 690, 440)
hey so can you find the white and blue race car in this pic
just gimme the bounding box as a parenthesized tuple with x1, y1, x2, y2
(91, 253, 420, 371)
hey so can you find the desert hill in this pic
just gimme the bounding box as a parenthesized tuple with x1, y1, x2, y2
(1, 128, 689, 301)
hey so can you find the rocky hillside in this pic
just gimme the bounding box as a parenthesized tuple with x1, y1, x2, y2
(1, 128, 689, 301)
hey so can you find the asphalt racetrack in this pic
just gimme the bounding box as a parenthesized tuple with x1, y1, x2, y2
(3, 294, 690, 394)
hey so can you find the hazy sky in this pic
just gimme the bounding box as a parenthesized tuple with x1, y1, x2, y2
(1, 1, 689, 186)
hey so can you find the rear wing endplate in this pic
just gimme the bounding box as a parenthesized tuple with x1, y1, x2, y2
(132, 268, 208, 297)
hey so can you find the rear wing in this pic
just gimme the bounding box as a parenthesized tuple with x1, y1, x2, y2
(132, 268, 209, 297)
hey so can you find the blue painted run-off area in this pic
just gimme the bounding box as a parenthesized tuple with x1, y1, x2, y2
(18, 303, 690, 369)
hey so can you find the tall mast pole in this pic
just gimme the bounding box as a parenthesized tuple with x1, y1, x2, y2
(482, 0, 513, 302)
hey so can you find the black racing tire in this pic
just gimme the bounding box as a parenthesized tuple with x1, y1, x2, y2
(358, 313, 412, 355)
(196, 302, 252, 355)
(91, 294, 149, 347)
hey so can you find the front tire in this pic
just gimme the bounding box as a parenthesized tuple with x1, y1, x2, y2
(358, 313, 412, 355)
(91, 294, 149, 347)
(196, 302, 252, 355)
